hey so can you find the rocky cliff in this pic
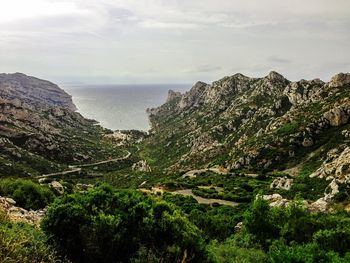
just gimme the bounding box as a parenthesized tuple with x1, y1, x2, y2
(145, 71, 350, 174)
(0, 73, 76, 111)
(0, 73, 121, 177)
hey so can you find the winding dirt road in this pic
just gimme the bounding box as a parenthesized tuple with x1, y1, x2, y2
(36, 150, 131, 179)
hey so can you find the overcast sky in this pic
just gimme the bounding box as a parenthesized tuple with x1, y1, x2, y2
(0, 0, 349, 84)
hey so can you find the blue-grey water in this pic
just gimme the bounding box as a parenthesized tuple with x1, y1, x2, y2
(63, 84, 190, 131)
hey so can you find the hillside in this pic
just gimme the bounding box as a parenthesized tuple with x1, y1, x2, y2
(145, 71, 350, 172)
(1, 72, 350, 262)
(0, 73, 125, 177)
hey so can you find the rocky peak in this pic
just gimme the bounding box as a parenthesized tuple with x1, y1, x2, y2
(166, 89, 182, 103)
(266, 71, 286, 82)
(178, 81, 208, 109)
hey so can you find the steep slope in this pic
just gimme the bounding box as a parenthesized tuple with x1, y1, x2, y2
(0, 73, 76, 111)
(144, 72, 350, 174)
(0, 73, 123, 176)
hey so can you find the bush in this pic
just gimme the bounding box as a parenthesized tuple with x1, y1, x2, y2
(313, 228, 350, 256)
(207, 238, 267, 263)
(0, 208, 62, 262)
(42, 184, 206, 262)
(268, 240, 350, 263)
(0, 178, 55, 210)
(243, 197, 280, 249)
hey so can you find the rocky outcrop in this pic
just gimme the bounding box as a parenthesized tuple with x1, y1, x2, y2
(270, 177, 293, 190)
(311, 147, 350, 201)
(145, 71, 350, 173)
(49, 181, 64, 195)
(308, 199, 330, 213)
(0, 73, 76, 111)
(329, 73, 350, 88)
(132, 160, 152, 172)
(166, 90, 182, 103)
(0, 196, 46, 225)
(323, 107, 350, 127)
(0, 73, 118, 177)
(260, 194, 329, 212)
(261, 193, 290, 207)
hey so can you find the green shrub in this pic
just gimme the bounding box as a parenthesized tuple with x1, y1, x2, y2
(207, 238, 267, 263)
(313, 228, 350, 256)
(268, 240, 350, 263)
(243, 197, 280, 249)
(0, 209, 62, 263)
(276, 122, 299, 135)
(0, 179, 55, 210)
(42, 184, 206, 262)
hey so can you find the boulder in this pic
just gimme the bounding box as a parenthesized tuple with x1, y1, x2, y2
(234, 222, 243, 232)
(49, 181, 64, 195)
(323, 107, 350, 127)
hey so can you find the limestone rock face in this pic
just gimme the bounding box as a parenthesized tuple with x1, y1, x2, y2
(270, 177, 293, 190)
(0, 196, 46, 225)
(132, 160, 152, 172)
(178, 81, 207, 110)
(311, 147, 350, 203)
(0, 72, 112, 176)
(0, 73, 76, 111)
(308, 199, 330, 213)
(311, 147, 350, 183)
(261, 194, 289, 207)
(283, 79, 324, 105)
(323, 107, 350, 126)
(166, 90, 182, 103)
(329, 73, 350, 88)
(146, 71, 350, 173)
(49, 181, 64, 195)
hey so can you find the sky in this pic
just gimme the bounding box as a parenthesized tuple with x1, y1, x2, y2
(0, 0, 349, 84)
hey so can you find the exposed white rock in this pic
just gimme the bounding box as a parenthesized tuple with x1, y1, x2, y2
(329, 73, 350, 88)
(234, 222, 243, 232)
(49, 181, 64, 195)
(132, 160, 152, 172)
(308, 198, 330, 213)
(323, 107, 350, 127)
(270, 176, 293, 190)
(260, 193, 290, 207)
(0, 196, 46, 225)
(311, 147, 350, 202)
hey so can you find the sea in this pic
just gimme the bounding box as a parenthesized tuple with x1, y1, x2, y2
(62, 84, 191, 131)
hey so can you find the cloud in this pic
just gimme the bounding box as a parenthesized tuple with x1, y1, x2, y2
(267, 56, 292, 64)
(0, 0, 87, 23)
(184, 65, 223, 74)
(0, 0, 349, 83)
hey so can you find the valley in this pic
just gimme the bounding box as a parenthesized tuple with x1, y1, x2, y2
(1, 72, 350, 262)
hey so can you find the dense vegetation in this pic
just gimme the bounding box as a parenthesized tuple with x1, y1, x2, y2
(0, 208, 62, 262)
(0, 178, 55, 210)
(29, 185, 350, 262)
(42, 184, 206, 263)
(2, 73, 350, 262)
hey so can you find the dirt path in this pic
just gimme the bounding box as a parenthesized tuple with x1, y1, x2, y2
(139, 187, 238, 207)
(70, 151, 131, 168)
(182, 167, 229, 178)
(172, 189, 238, 207)
(36, 150, 131, 179)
